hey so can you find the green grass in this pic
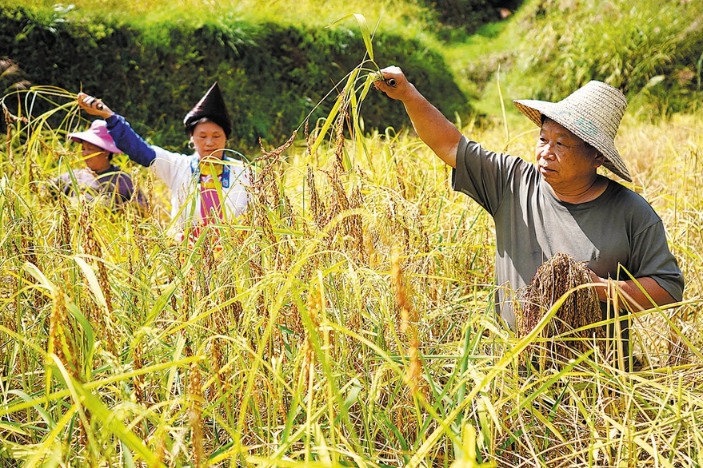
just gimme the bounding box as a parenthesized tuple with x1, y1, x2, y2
(460, 0, 703, 120)
(6, 0, 434, 37)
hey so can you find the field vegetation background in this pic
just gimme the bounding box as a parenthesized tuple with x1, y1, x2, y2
(1, 0, 703, 466)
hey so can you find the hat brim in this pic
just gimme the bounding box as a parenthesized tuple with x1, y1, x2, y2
(513, 99, 632, 182)
(68, 130, 122, 155)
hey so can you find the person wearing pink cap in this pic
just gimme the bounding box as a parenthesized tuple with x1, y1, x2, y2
(375, 66, 684, 365)
(51, 120, 145, 208)
(75, 82, 249, 240)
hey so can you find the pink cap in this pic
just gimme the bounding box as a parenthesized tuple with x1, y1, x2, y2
(68, 120, 122, 154)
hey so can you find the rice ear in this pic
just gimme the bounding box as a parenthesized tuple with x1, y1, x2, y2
(516, 252, 605, 366)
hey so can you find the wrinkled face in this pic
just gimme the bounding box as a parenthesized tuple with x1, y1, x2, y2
(191, 121, 227, 160)
(536, 118, 602, 187)
(81, 140, 111, 172)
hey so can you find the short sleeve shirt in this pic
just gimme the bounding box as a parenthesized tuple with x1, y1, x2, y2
(451, 137, 684, 329)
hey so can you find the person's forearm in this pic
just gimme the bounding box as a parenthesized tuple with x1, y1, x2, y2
(78, 92, 156, 167)
(374, 67, 461, 168)
(589, 273, 677, 310)
(401, 86, 462, 168)
(105, 115, 156, 167)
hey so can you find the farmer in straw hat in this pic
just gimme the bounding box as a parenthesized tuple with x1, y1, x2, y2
(51, 119, 146, 208)
(76, 82, 249, 241)
(375, 67, 684, 359)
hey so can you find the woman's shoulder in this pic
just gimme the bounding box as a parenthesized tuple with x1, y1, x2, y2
(153, 147, 194, 163)
(60, 168, 99, 184)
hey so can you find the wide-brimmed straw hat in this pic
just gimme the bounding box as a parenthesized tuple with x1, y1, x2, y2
(513, 81, 632, 182)
(68, 119, 122, 154)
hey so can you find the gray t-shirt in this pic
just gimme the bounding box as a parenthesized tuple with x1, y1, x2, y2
(452, 137, 684, 329)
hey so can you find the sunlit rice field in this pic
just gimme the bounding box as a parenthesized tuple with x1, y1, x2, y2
(1, 79, 703, 466)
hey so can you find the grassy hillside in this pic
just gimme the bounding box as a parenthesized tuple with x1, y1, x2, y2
(19, 0, 433, 30)
(1, 0, 700, 147)
(465, 0, 701, 118)
(0, 1, 468, 150)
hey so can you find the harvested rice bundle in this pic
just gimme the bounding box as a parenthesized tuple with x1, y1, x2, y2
(517, 252, 606, 365)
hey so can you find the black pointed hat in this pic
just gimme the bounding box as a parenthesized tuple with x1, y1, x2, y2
(183, 82, 232, 138)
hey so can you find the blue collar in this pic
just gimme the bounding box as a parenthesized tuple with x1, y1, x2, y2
(190, 156, 231, 189)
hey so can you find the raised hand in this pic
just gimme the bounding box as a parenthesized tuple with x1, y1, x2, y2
(77, 92, 114, 119)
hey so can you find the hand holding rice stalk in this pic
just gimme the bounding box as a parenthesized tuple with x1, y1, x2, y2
(76, 92, 114, 119)
(1, 85, 114, 143)
(373, 70, 397, 88)
(516, 252, 606, 367)
(1, 85, 98, 173)
(373, 66, 412, 98)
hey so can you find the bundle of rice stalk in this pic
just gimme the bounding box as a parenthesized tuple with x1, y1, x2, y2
(517, 252, 606, 367)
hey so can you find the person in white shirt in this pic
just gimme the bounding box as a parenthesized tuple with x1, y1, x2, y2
(77, 82, 249, 240)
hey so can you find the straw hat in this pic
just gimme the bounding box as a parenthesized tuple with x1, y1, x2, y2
(513, 81, 632, 182)
(68, 119, 122, 154)
(183, 81, 232, 138)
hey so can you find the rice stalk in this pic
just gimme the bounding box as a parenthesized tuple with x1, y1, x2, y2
(333, 96, 350, 173)
(307, 165, 328, 229)
(348, 176, 365, 257)
(132, 340, 145, 405)
(302, 276, 322, 446)
(78, 200, 117, 356)
(56, 194, 73, 254)
(391, 245, 426, 400)
(47, 282, 78, 384)
(188, 360, 205, 468)
(517, 252, 605, 368)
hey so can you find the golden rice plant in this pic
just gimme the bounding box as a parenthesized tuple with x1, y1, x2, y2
(0, 13, 703, 466)
(516, 252, 606, 368)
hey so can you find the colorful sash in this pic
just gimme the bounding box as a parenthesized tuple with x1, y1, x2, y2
(190, 157, 232, 224)
(199, 173, 222, 221)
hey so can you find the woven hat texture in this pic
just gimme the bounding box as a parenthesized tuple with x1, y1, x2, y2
(513, 81, 632, 182)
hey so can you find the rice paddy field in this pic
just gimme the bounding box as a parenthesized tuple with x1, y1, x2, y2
(2, 0, 703, 466)
(1, 77, 702, 466)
